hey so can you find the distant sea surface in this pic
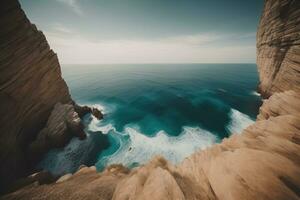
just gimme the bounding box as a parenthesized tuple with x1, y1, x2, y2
(39, 64, 262, 175)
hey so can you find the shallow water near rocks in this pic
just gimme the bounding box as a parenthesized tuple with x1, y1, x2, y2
(38, 64, 262, 175)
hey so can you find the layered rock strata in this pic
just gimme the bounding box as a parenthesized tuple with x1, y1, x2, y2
(257, 0, 300, 97)
(29, 103, 86, 161)
(0, 0, 102, 192)
(1, 0, 300, 199)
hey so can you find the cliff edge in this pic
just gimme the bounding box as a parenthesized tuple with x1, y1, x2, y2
(1, 0, 300, 199)
(257, 0, 300, 97)
(0, 0, 102, 192)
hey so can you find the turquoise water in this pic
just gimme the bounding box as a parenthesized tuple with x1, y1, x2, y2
(38, 64, 262, 175)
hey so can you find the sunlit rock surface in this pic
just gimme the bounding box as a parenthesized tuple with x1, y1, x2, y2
(257, 0, 300, 97)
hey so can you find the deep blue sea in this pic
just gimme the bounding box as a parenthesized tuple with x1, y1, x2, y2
(39, 64, 262, 175)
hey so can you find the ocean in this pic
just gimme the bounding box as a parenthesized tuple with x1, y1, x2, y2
(38, 64, 262, 175)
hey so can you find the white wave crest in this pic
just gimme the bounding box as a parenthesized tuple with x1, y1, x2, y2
(100, 126, 217, 166)
(87, 115, 101, 132)
(87, 114, 116, 134)
(96, 123, 116, 134)
(226, 109, 254, 135)
(251, 91, 261, 96)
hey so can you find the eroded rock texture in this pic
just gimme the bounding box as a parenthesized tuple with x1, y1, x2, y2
(0, 0, 102, 191)
(29, 103, 87, 161)
(257, 0, 300, 97)
(1, 0, 300, 199)
(0, 0, 71, 188)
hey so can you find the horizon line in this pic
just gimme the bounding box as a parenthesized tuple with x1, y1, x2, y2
(61, 62, 257, 65)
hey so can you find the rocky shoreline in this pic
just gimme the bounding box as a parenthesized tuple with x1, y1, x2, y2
(0, 0, 102, 193)
(1, 0, 300, 199)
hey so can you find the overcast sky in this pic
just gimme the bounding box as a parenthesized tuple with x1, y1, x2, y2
(20, 0, 263, 64)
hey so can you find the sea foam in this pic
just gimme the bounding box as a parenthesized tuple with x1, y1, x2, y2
(87, 115, 116, 134)
(38, 136, 93, 175)
(97, 126, 217, 167)
(39, 104, 255, 175)
(226, 108, 254, 134)
(251, 91, 261, 96)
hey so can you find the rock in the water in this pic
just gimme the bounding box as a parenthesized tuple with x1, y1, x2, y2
(74, 104, 92, 118)
(74, 103, 104, 120)
(92, 108, 104, 120)
(29, 103, 86, 159)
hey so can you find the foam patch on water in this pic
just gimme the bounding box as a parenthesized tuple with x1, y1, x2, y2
(251, 91, 261, 96)
(84, 103, 117, 134)
(226, 109, 254, 134)
(87, 115, 116, 134)
(99, 126, 217, 167)
(38, 136, 93, 175)
(96, 123, 116, 134)
(87, 116, 101, 132)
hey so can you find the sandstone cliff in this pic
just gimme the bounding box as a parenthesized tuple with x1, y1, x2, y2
(257, 0, 300, 97)
(0, 0, 102, 192)
(1, 0, 300, 199)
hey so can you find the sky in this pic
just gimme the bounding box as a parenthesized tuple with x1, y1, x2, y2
(20, 0, 263, 64)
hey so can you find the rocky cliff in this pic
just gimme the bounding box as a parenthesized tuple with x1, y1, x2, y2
(1, 0, 300, 199)
(0, 0, 101, 192)
(257, 0, 300, 97)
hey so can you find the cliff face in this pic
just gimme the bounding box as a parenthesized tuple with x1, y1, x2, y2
(1, 0, 300, 199)
(0, 0, 101, 191)
(257, 0, 300, 97)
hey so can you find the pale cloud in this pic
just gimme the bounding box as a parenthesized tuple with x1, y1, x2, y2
(163, 34, 220, 45)
(52, 23, 73, 33)
(44, 30, 255, 64)
(56, 0, 83, 16)
(238, 32, 256, 39)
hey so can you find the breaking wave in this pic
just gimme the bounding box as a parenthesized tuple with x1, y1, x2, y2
(226, 108, 254, 134)
(251, 91, 261, 96)
(38, 103, 255, 176)
(97, 126, 217, 168)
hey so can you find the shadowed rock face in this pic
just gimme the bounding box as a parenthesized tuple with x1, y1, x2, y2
(1, 0, 300, 199)
(257, 0, 300, 97)
(0, 0, 102, 191)
(28, 103, 87, 161)
(0, 0, 71, 189)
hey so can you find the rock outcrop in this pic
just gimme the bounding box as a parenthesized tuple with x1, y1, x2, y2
(257, 0, 300, 97)
(74, 104, 104, 120)
(29, 103, 87, 161)
(1, 0, 300, 199)
(0, 0, 102, 192)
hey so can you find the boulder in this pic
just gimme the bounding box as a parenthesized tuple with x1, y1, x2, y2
(74, 103, 104, 120)
(29, 103, 86, 158)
